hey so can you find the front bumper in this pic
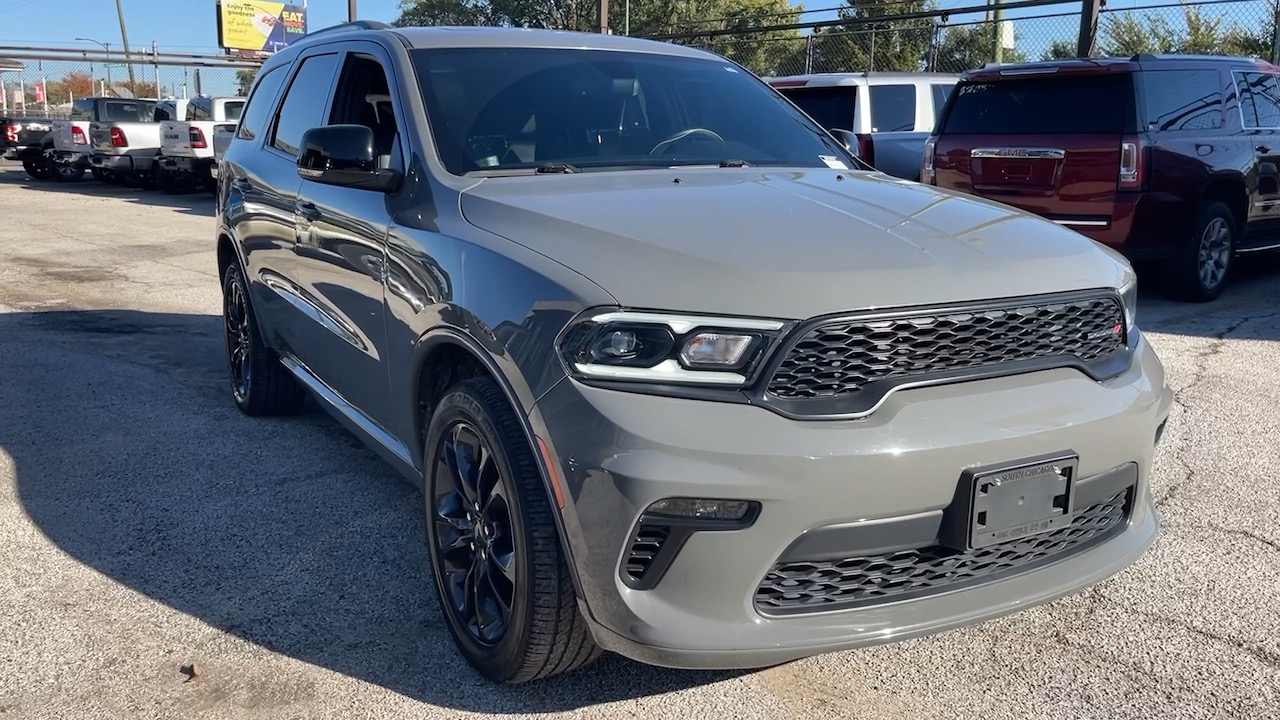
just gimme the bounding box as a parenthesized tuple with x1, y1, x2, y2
(532, 332, 1171, 669)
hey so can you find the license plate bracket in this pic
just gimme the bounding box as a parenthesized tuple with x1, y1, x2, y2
(939, 452, 1078, 551)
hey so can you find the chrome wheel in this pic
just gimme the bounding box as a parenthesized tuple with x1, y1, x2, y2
(223, 276, 252, 402)
(432, 422, 515, 647)
(1198, 216, 1231, 290)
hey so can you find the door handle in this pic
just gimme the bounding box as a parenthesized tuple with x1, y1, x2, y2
(295, 200, 322, 222)
(1258, 145, 1272, 154)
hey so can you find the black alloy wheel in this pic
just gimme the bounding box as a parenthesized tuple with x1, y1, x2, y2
(219, 262, 304, 416)
(423, 378, 600, 683)
(223, 272, 253, 404)
(432, 421, 517, 646)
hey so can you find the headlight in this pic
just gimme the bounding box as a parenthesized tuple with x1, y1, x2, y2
(1119, 277, 1138, 335)
(558, 310, 788, 387)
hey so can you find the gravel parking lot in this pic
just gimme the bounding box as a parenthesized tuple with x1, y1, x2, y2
(2, 163, 1279, 720)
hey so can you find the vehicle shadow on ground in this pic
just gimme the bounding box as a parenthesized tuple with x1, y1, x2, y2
(0, 168, 214, 218)
(1, 308, 743, 714)
(1136, 252, 1280, 336)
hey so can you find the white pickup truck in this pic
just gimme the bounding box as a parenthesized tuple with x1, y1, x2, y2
(87, 98, 189, 188)
(158, 96, 244, 193)
(50, 97, 159, 182)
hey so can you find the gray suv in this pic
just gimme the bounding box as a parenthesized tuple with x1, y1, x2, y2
(216, 21, 1173, 684)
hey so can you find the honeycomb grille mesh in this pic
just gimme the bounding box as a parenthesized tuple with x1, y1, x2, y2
(765, 295, 1125, 400)
(755, 490, 1131, 614)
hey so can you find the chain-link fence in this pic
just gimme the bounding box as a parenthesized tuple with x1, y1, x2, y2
(0, 48, 260, 118)
(676, 0, 1278, 78)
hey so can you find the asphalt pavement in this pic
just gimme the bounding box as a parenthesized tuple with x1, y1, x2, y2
(1, 165, 1278, 719)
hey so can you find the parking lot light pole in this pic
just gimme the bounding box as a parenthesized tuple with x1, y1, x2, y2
(349, 0, 357, 21)
(76, 38, 111, 94)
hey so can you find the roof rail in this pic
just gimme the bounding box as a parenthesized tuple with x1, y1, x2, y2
(301, 20, 393, 40)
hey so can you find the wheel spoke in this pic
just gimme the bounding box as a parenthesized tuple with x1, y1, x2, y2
(451, 425, 483, 506)
(474, 560, 508, 641)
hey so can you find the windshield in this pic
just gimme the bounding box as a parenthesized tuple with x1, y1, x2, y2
(410, 47, 852, 175)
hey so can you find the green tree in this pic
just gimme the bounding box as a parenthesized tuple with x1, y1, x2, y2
(805, 0, 935, 73)
(1098, 5, 1270, 58)
(1041, 38, 1076, 60)
(236, 68, 259, 96)
(393, 0, 804, 75)
(931, 23, 1026, 73)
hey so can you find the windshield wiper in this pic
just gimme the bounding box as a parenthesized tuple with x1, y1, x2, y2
(718, 159, 750, 168)
(535, 162, 578, 174)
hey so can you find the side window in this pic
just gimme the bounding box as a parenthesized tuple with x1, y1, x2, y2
(1141, 69, 1223, 131)
(236, 65, 288, 142)
(330, 53, 401, 168)
(931, 83, 953, 121)
(271, 53, 341, 156)
(868, 84, 916, 132)
(154, 102, 174, 122)
(1238, 71, 1280, 128)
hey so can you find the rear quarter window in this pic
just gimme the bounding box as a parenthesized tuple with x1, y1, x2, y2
(1140, 69, 1223, 131)
(941, 74, 1131, 134)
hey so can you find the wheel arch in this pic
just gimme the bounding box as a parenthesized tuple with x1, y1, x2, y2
(1201, 177, 1248, 234)
(409, 326, 586, 599)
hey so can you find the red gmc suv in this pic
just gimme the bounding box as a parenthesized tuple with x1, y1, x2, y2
(925, 54, 1280, 302)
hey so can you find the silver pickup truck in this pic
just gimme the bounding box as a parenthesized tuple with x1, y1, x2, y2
(88, 98, 189, 188)
(768, 72, 958, 182)
(159, 96, 243, 193)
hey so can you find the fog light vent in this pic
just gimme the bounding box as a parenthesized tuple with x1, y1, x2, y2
(624, 524, 671, 583)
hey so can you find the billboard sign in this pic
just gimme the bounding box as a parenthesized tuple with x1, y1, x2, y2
(217, 1, 308, 53)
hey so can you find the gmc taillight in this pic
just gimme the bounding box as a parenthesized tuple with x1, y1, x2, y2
(922, 137, 938, 184)
(1119, 135, 1145, 190)
(855, 133, 875, 167)
(110, 127, 128, 148)
(189, 127, 208, 149)
(72, 126, 88, 145)
(3, 124, 17, 143)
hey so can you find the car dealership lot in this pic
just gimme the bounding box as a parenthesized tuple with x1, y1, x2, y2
(1, 165, 1278, 719)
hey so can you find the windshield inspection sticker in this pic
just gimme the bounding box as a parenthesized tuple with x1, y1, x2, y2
(820, 155, 849, 170)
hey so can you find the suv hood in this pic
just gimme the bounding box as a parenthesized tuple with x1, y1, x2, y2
(459, 168, 1131, 319)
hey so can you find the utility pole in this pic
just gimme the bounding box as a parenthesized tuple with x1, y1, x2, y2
(349, 0, 357, 21)
(991, 0, 1003, 64)
(1076, 0, 1103, 57)
(115, 0, 137, 96)
(598, 0, 610, 33)
(152, 41, 161, 99)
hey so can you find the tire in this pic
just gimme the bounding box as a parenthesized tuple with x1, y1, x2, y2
(1162, 201, 1235, 302)
(46, 146, 84, 183)
(91, 169, 117, 185)
(423, 378, 601, 684)
(220, 262, 305, 416)
(22, 158, 49, 180)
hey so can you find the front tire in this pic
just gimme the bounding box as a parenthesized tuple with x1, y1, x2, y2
(1163, 201, 1234, 302)
(220, 262, 305, 416)
(423, 378, 601, 684)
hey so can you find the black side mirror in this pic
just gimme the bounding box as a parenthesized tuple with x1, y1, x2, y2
(827, 128, 863, 162)
(297, 124, 399, 192)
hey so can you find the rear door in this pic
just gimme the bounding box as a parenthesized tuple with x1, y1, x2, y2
(1234, 69, 1280, 241)
(933, 72, 1134, 223)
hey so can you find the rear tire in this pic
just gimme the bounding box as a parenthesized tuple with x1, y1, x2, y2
(1162, 201, 1235, 303)
(23, 158, 49, 180)
(220, 262, 305, 417)
(46, 146, 84, 183)
(91, 169, 117, 185)
(423, 378, 601, 684)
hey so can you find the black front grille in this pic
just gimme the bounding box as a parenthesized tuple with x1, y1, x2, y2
(755, 489, 1131, 615)
(765, 295, 1126, 401)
